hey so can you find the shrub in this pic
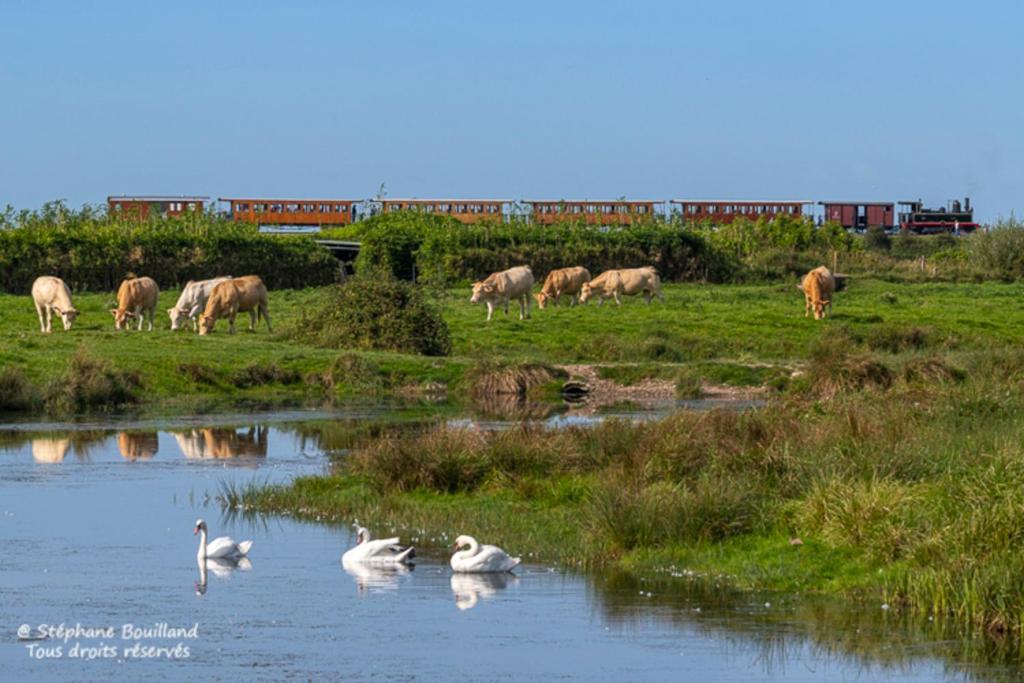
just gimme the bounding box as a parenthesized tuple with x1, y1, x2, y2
(965, 219, 1024, 279)
(0, 366, 39, 412)
(44, 348, 141, 414)
(864, 226, 892, 252)
(290, 270, 452, 356)
(231, 363, 301, 388)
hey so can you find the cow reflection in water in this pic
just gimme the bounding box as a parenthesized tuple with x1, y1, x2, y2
(173, 426, 268, 460)
(31, 438, 71, 463)
(451, 572, 516, 611)
(195, 556, 252, 595)
(117, 431, 159, 460)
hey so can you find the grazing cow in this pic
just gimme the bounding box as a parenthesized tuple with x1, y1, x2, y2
(798, 265, 836, 320)
(579, 267, 663, 305)
(31, 276, 79, 333)
(470, 266, 535, 321)
(534, 266, 592, 309)
(110, 276, 159, 331)
(167, 276, 232, 331)
(198, 275, 271, 335)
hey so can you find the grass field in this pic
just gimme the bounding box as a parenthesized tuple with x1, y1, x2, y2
(1, 279, 1023, 414)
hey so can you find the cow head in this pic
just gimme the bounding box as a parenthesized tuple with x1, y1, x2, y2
(813, 299, 830, 320)
(198, 315, 215, 335)
(167, 306, 190, 331)
(470, 281, 493, 303)
(54, 306, 78, 330)
(109, 308, 135, 330)
(578, 283, 594, 304)
(534, 292, 550, 309)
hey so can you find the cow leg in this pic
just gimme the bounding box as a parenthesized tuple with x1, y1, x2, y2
(503, 298, 510, 316)
(569, 294, 577, 307)
(36, 303, 47, 333)
(249, 309, 257, 331)
(147, 307, 154, 331)
(262, 305, 272, 332)
(613, 291, 622, 305)
(228, 312, 237, 334)
(485, 302, 494, 321)
(520, 293, 529, 320)
(804, 297, 811, 318)
(644, 290, 653, 304)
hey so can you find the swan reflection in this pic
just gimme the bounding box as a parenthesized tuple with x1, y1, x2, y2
(451, 572, 515, 611)
(341, 559, 412, 595)
(195, 556, 252, 595)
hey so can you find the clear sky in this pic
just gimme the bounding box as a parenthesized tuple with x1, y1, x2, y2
(1, 1, 1021, 222)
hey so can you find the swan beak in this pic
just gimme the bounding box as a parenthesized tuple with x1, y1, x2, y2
(193, 527, 199, 535)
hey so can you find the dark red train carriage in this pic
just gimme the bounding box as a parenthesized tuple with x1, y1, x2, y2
(819, 201, 895, 231)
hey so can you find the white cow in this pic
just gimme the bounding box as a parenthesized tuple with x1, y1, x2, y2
(31, 276, 79, 333)
(579, 267, 664, 305)
(470, 266, 535, 321)
(167, 277, 232, 331)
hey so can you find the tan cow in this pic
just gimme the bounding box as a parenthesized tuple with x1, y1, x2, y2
(198, 275, 271, 335)
(31, 276, 78, 333)
(579, 267, 663, 305)
(534, 266, 592, 309)
(31, 438, 71, 463)
(110, 276, 159, 331)
(470, 266, 535, 321)
(798, 265, 836, 320)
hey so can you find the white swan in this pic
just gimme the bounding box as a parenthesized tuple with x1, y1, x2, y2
(450, 534, 520, 573)
(341, 525, 415, 566)
(194, 519, 253, 560)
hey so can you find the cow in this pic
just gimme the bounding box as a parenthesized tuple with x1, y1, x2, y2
(31, 276, 78, 333)
(110, 276, 159, 331)
(579, 267, 663, 305)
(31, 438, 70, 463)
(198, 275, 271, 335)
(798, 265, 836, 320)
(470, 266, 535, 321)
(534, 266, 592, 309)
(167, 276, 232, 331)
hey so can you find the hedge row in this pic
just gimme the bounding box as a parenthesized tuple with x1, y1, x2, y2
(0, 208, 338, 293)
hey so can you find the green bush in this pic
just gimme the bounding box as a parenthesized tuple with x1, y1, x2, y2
(289, 270, 452, 356)
(864, 226, 892, 252)
(0, 366, 39, 412)
(965, 219, 1024, 279)
(0, 201, 339, 292)
(44, 348, 141, 414)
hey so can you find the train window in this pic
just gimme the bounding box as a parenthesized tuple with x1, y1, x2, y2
(616, 205, 627, 214)
(487, 204, 498, 213)
(637, 205, 648, 214)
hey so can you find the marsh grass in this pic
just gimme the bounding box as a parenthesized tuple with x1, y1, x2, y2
(43, 347, 141, 414)
(233, 368, 1024, 639)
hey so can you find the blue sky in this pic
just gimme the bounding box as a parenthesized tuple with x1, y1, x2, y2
(1, 1, 1021, 221)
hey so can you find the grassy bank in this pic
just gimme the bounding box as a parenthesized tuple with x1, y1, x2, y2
(228, 352, 1024, 638)
(1, 279, 1024, 415)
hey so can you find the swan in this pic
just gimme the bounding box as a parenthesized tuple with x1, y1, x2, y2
(450, 534, 520, 573)
(341, 525, 415, 566)
(194, 519, 253, 560)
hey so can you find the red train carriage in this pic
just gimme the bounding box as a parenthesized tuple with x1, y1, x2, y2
(108, 195, 208, 220)
(671, 200, 810, 224)
(220, 198, 357, 227)
(528, 200, 660, 226)
(818, 201, 895, 231)
(379, 199, 507, 224)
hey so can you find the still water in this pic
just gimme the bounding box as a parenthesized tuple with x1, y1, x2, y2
(0, 408, 1019, 682)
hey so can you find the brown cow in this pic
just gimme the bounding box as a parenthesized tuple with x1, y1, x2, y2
(798, 265, 836, 320)
(579, 267, 663, 305)
(198, 275, 271, 335)
(110, 276, 159, 331)
(534, 266, 592, 309)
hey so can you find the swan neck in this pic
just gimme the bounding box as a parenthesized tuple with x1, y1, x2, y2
(197, 528, 207, 558)
(466, 537, 480, 556)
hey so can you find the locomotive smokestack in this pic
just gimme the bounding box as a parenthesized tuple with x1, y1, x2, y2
(965, 196, 971, 212)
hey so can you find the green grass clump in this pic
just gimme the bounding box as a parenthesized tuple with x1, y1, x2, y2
(44, 347, 141, 414)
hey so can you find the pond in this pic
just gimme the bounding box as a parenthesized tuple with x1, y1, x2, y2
(0, 407, 1019, 681)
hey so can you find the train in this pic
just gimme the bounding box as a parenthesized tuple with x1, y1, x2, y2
(106, 194, 979, 234)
